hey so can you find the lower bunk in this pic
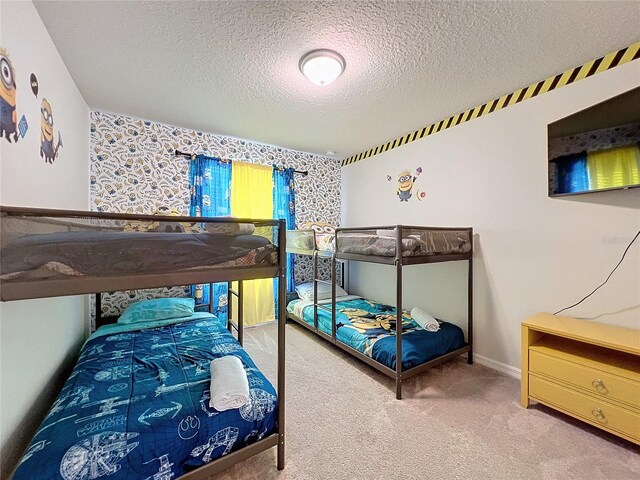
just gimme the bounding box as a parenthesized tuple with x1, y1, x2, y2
(12, 311, 279, 480)
(287, 295, 469, 388)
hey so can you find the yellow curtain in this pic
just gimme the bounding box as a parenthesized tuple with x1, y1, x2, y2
(230, 161, 275, 325)
(587, 145, 640, 190)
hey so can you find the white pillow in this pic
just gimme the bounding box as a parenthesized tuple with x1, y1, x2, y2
(295, 282, 348, 301)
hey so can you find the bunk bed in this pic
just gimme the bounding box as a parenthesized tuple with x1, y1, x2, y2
(0, 206, 286, 480)
(286, 225, 473, 400)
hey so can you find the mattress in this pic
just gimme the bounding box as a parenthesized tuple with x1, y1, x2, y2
(287, 296, 465, 370)
(336, 230, 471, 257)
(286, 227, 472, 258)
(336, 233, 421, 256)
(0, 230, 277, 281)
(12, 313, 278, 480)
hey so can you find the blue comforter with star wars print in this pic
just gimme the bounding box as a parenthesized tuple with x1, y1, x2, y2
(288, 297, 465, 370)
(12, 312, 278, 480)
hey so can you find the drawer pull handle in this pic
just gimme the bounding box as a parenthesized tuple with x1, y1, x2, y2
(591, 408, 607, 423)
(591, 379, 608, 393)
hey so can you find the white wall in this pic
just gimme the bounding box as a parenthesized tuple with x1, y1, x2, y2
(0, 2, 90, 477)
(341, 60, 640, 374)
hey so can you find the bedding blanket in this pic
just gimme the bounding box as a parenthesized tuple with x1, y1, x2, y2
(336, 231, 471, 257)
(336, 233, 421, 256)
(1, 231, 276, 280)
(12, 313, 278, 480)
(287, 297, 465, 370)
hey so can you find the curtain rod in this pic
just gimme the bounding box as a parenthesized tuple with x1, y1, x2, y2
(174, 150, 308, 176)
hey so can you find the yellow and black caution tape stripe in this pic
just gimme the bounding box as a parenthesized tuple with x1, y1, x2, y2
(342, 42, 640, 167)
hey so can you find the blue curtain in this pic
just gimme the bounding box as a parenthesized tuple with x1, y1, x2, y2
(189, 158, 296, 322)
(273, 167, 296, 292)
(556, 152, 589, 194)
(273, 167, 296, 318)
(272, 167, 296, 321)
(189, 155, 231, 322)
(190, 155, 232, 217)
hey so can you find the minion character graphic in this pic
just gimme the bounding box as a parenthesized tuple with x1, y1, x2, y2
(338, 308, 391, 338)
(0, 49, 19, 143)
(40, 98, 63, 163)
(397, 170, 416, 202)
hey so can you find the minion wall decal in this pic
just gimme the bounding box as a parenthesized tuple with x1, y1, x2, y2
(30, 73, 38, 97)
(397, 170, 415, 201)
(40, 98, 63, 163)
(389, 167, 424, 202)
(0, 48, 19, 143)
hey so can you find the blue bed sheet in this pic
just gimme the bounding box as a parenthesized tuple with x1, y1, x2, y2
(13, 313, 277, 480)
(288, 297, 465, 370)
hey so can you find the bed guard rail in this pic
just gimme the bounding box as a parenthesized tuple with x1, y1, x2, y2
(334, 225, 473, 262)
(0, 206, 284, 301)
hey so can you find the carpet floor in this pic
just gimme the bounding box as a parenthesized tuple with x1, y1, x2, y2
(210, 323, 640, 480)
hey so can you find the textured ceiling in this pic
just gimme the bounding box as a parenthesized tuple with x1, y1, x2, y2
(34, 1, 640, 159)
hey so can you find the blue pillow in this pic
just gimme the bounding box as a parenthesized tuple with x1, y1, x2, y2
(118, 297, 195, 324)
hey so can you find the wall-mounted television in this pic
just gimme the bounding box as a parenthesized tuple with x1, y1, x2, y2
(548, 87, 640, 197)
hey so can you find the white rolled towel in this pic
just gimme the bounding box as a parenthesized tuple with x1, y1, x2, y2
(209, 356, 250, 411)
(410, 307, 440, 332)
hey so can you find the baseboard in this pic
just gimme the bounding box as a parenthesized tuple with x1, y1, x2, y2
(473, 353, 521, 380)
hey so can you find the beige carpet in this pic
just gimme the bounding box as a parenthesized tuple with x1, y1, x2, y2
(210, 323, 640, 480)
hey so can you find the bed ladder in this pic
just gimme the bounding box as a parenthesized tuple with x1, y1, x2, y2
(227, 281, 244, 345)
(312, 250, 337, 339)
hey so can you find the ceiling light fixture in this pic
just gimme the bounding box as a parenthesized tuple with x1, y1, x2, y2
(299, 49, 345, 87)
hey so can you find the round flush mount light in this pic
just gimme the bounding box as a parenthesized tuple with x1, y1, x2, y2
(299, 49, 345, 86)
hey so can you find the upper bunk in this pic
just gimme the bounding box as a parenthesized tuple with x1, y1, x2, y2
(287, 225, 473, 265)
(286, 228, 335, 258)
(0, 206, 285, 301)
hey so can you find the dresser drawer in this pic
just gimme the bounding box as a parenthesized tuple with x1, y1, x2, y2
(530, 375, 640, 442)
(529, 349, 640, 409)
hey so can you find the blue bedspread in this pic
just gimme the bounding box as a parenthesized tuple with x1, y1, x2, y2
(288, 297, 465, 370)
(13, 313, 278, 480)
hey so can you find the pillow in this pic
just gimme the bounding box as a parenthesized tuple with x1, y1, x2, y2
(203, 219, 255, 236)
(300, 221, 336, 235)
(154, 208, 206, 234)
(118, 297, 195, 324)
(295, 282, 348, 301)
(123, 208, 206, 234)
(299, 222, 336, 252)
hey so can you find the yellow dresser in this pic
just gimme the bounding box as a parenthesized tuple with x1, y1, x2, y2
(521, 313, 640, 444)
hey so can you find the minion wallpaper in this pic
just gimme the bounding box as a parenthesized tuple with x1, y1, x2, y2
(0, 48, 19, 143)
(40, 97, 63, 163)
(387, 166, 425, 202)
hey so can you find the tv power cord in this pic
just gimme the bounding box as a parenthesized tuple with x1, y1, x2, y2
(554, 229, 640, 316)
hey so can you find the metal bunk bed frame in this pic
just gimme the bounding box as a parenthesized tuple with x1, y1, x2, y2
(0, 206, 287, 479)
(287, 225, 473, 400)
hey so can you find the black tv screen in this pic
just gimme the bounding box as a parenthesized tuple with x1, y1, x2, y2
(548, 87, 640, 197)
